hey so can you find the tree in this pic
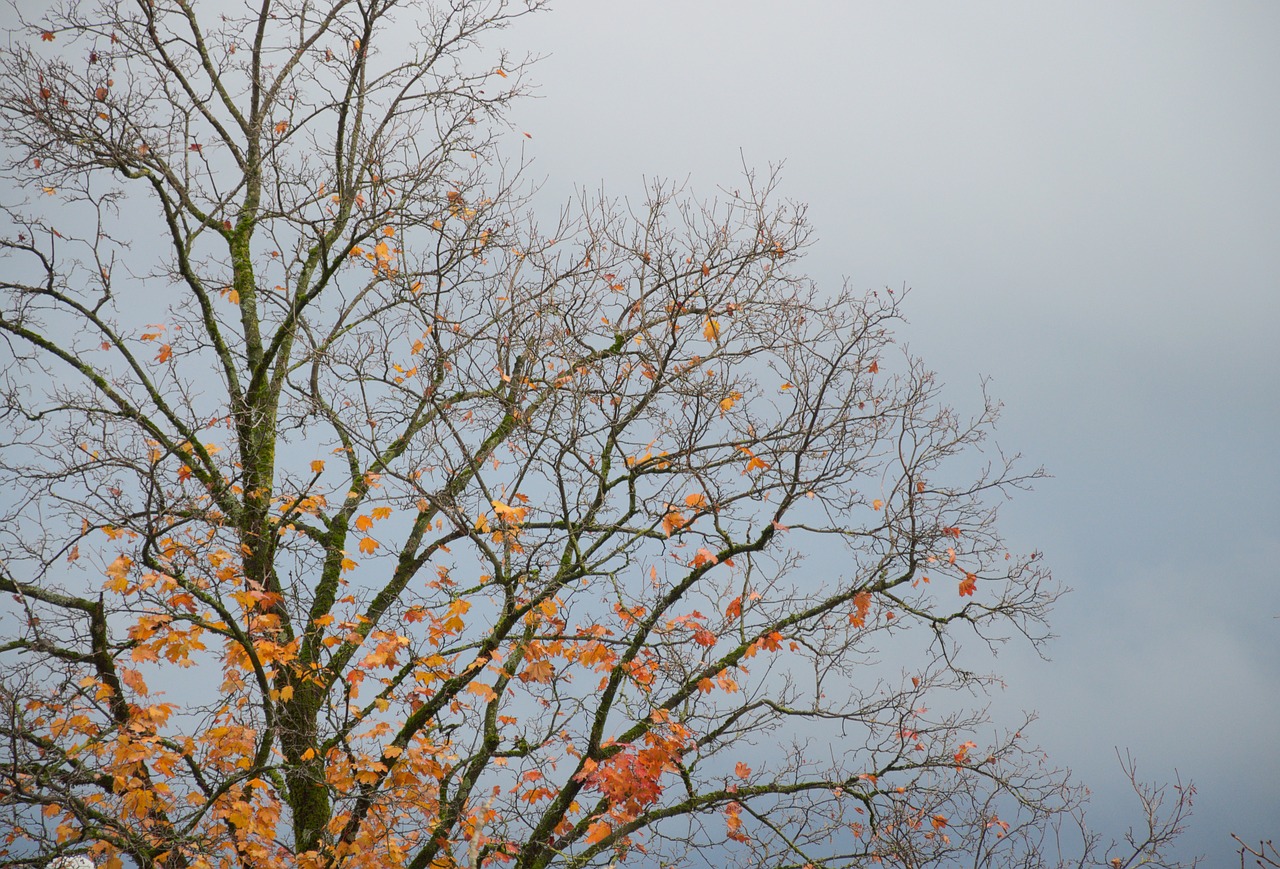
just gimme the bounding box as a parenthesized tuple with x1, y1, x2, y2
(0, 3, 1192, 868)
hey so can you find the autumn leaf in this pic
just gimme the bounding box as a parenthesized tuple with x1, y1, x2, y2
(358, 536, 378, 554)
(850, 590, 872, 628)
(703, 318, 721, 341)
(691, 624, 716, 646)
(662, 509, 686, 537)
(105, 554, 132, 591)
(467, 682, 498, 702)
(689, 548, 718, 568)
(725, 596, 742, 619)
(872, 499, 884, 511)
(519, 659, 554, 683)
(584, 819, 611, 845)
(354, 514, 374, 532)
(310, 459, 325, 473)
(155, 344, 172, 363)
(958, 573, 977, 597)
(735, 761, 752, 778)
(683, 492, 708, 510)
(41, 31, 55, 41)
(491, 499, 527, 524)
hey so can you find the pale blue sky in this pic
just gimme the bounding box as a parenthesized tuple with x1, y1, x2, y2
(505, 2, 1280, 862)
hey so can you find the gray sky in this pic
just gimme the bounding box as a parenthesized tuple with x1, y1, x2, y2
(505, 2, 1280, 862)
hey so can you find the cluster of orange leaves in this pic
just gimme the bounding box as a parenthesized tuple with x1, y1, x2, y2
(577, 710, 693, 844)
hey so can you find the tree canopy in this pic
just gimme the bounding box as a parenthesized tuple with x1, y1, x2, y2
(0, 3, 1192, 868)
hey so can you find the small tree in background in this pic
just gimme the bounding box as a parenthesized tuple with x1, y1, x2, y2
(0, 2, 1193, 868)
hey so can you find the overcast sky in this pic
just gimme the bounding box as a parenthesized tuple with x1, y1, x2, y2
(504, 2, 1280, 862)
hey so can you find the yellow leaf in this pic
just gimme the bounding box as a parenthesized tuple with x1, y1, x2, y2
(719, 390, 742, 414)
(371, 506, 392, 520)
(491, 500, 527, 524)
(310, 459, 325, 473)
(105, 554, 132, 591)
(354, 514, 373, 532)
(703, 319, 721, 341)
(358, 536, 378, 555)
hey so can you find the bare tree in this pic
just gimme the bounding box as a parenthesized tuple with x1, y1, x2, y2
(1234, 835, 1280, 868)
(0, 3, 1195, 868)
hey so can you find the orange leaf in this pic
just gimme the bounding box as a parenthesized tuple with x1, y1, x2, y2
(371, 506, 392, 520)
(868, 360, 879, 374)
(519, 659, 555, 684)
(491, 500, 527, 524)
(584, 819, 612, 845)
(703, 319, 721, 342)
(467, 682, 498, 703)
(310, 459, 325, 473)
(872, 499, 884, 511)
(735, 761, 752, 778)
(850, 590, 872, 628)
(958, 573, 977, 597)
(689, 548, 718, 568)
(358, 536, 378, 554)
(155, 344, 172, 363)
(662, 510, 687, 537)
(41, 31, 55, 41)
(354, 514, 374, 532)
